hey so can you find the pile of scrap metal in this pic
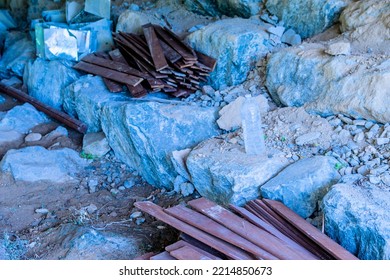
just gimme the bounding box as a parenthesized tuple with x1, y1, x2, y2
(135, 197, 359, 260)
(73, 24, 217, 98)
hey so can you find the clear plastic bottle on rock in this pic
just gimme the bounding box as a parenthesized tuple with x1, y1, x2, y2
(241, 94, 266, 155)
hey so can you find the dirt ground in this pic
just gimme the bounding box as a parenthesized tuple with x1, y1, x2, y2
(0, 96, 191, 260)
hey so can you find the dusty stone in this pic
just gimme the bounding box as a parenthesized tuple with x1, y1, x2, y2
(376, 138, 390, 146)
(323, 183, 390, 259)
(82, 132, 111, 158)
(266, 43, 390, 123)
(261, 156, 341, 218)
(171, 148, 192, 181)
(295, 132, 321, 146)
(101, 100, 220, 189)
(266, 0, 350, 38)
(0, 103, 48, 134)
(281, 28, 302, 45)
(0, 146, 88, 184)
(116, 10, 165, 35)
(25, 133, 42, 142)
(187, 18, 273, 89)
(325, 41, 351, 56)
(217, 95, 269, 131)
(26, 59, 80, 110)
(187, 136, 290, 205)
(35, 208, 49, 215)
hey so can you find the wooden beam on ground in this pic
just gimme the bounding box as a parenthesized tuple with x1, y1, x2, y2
(143, 24, 169, 71)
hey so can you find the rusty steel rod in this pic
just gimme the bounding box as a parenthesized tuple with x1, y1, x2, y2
(0, 82, 88, 134)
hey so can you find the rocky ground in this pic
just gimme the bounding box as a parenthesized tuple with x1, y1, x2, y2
(1, 0, 389, 260)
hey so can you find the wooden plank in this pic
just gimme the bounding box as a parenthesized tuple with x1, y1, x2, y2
(262, 199, 359, 260)
(180, 233, 227, 259)
(73, 61, 143, 87)
(127, 83, 147, 98)
(165, 205, 279, 260)
(188, 198, 316, 260)
(134, 201, 255, 260)
(143, 24, 169, 71)
(117, 33, 153, 64)
(93, 53, 124, 93)
(114, 36, 155, 69)
(230, 204, 320, 260)
(165, 240, 221, 260)
(170, 245, 213, 260)
(159, 39, 181, 64)
(82, 54, 148, 79)
(162, 26, 197, 58)
(150, 251, 177, 260)
(154, 25, 197, 61)
(195, 51, 217, 71)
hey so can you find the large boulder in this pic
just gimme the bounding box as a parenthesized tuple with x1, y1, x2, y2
(340, 0, 390, 54)
(217, 0, 263, 18)
(183, 0, 221, 17)
(26, 59, 80, 110)
(63, 75, 129, 132)
(265, 43, 390, 123)
(0, 146, 88, 184)
(323, 183, 390, 260)
(116, 10, 165, 35)
(186, 136, 290, 206)
(260, 156, 341, 218)
(187, 18, 273, 89)
(266, 0, 350, 38)
(0, 32, 35, 77)
(101, 100, 220, 188)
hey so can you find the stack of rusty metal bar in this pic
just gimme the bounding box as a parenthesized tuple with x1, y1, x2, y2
(134, 197, 358, 260)
(73, 24, 216, 98)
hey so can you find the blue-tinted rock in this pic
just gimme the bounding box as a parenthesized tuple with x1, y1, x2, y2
(265, 43, 390, 123)
(266, 0, 350, 38)
(217, 0, 263, 18)
(0, 32, 35, 77)
(26, 58, 80, 109)
(183, 0, 221, 17)
(63, 76, 129, 132)
(323, 183, 390, 259)
(187, 136, 290, 206)
(0, 146, 88, 184)
(101, 101, 220, 188)
(260, 156, 341, 218)
(187, 18, 272, 89)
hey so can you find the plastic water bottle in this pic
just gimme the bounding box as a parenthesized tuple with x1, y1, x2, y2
(241, 94, 266, 155)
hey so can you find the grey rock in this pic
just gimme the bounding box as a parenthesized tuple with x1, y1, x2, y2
(0, 146, 88, 184)
(82, 132, 111, 158)
(340, 0, 390, 55)
(187, 137, 290, 205)
(0, 130, 23, 148)
(130, 212, 143, 219)
(35, 208, 49, 214)
(261, 156, 341, 218)
(0, 103, 48, 134)
(116, 10, 165, 35)
(323, 183, 390, 259)
(180, 182, 196, 197)
(171, 149, 192, 181)
(57, 225, 139, 260)
(295, 132, 321, 146)
(187, 18, 272, 89)
(124, 178, 137, 189)
(26, 59, 80, 110)
(101, 100, 220, 189)
(46, 126, 68, 138)
(0, 33, 35, 77)
(376, 138, 390, 146)
(64, 76, 130, 132)
(266, 0, 350, 38)
(216, 0, 262, 18)
(267, 26, 285, 37)
(325, 41, 351, 56)
(280, 28, 302, 45)
(183, 0, 221, 17)
(24, 133, 42, 142)
(266, 43, 390, 123)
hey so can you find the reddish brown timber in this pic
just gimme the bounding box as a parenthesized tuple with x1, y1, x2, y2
(83, 54, 149, 79)
(165, 205, 279, 260)
(263, 199, 359, 260)
(0, 82, 88, 134)
(150, 251, 177, 260)
(143, 24, 169, 71)
(74, 61, 143, 86)
(162, 26, 197, 58)
(154, 25, 197, 61)
(188, 198, 313, 260)
(230, 204, 320, 260)
(109, 48, 139, 69)
(117, 32, 153, 62)
(195, 51, 217, 71)
(170, 245, 214, 260)
(159, 39, 181, 64)
(127, 84, 147, 98)
(114, 36, 155, 69)
(165, 240, 221, 260)
(134, 201, 254, 260)
(92, 53, 124, 93)
(180, 233, 227, 259)
(245, 201, 326, 259)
